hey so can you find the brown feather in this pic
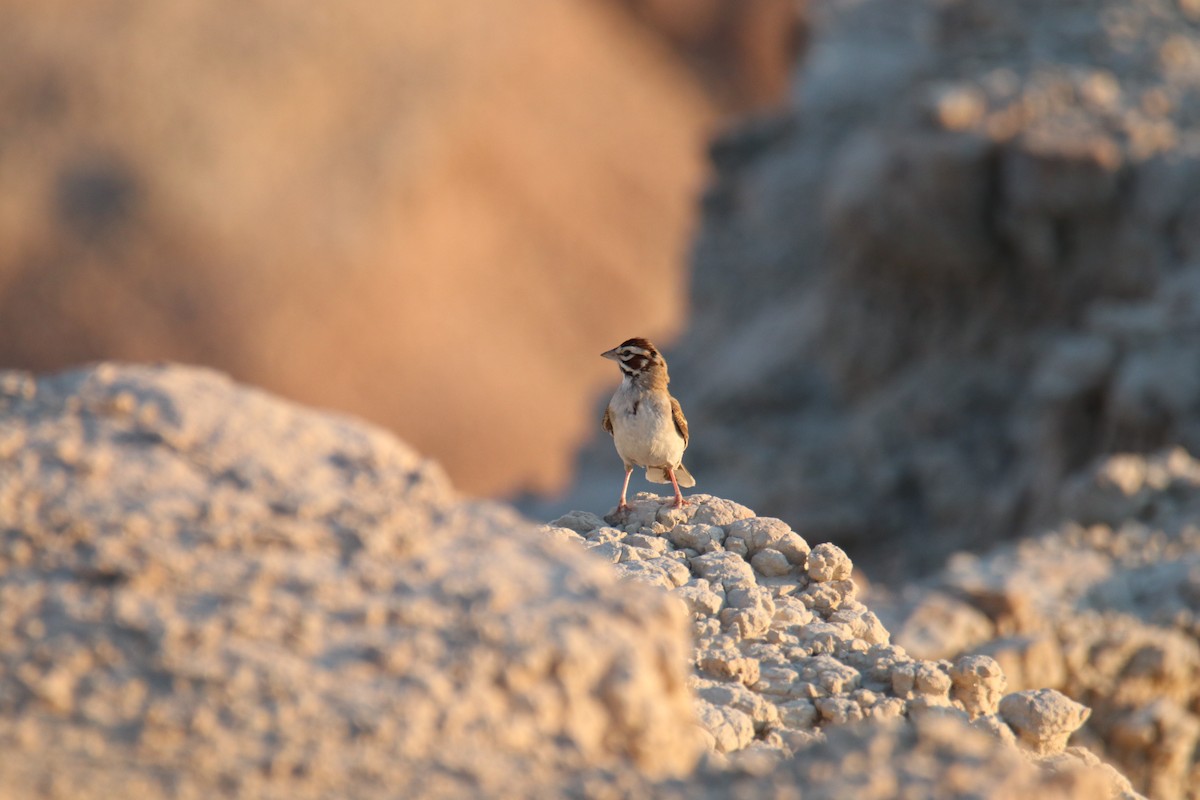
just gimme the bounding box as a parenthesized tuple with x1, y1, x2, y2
(602, 404, 613, 436)
(618, 337, 658, 356)
(669, 395, 688, 445)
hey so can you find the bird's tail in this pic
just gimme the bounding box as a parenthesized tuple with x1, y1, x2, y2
(646, 464, 696, 488)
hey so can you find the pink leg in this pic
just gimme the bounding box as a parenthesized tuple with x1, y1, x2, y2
(617, 467, 633, 512)
(667, 468, 688, 508)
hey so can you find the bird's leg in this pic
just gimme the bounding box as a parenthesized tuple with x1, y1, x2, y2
(667, 468, 688, 508)
(617, 467, 633, 513)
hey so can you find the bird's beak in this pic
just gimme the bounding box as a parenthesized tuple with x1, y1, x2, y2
(601, 347, 619, 360)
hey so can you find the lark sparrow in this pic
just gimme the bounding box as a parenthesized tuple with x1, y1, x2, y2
(601, 337, 696, 511)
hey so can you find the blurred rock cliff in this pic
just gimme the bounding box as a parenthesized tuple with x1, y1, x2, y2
(558, 0, 1200, 582)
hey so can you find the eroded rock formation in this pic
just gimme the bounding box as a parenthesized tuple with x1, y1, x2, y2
(886, 448, 1200, 799)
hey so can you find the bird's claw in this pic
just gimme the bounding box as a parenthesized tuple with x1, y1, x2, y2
(605, 502, 633, 526)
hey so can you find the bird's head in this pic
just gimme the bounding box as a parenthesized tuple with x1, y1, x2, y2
(601, 337, 668, 384)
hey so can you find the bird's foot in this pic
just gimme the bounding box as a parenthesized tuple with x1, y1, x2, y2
(605, 502, 633, 526)
(672, 497, 689, 509)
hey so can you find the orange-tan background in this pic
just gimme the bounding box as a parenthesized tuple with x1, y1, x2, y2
(0, 0, 802, 496)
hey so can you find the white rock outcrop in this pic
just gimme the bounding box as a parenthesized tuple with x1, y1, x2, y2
(0, 364, 702, 798)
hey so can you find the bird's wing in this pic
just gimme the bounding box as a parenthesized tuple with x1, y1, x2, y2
(670, 395, 689, 445)
(602, 404, 614, 436)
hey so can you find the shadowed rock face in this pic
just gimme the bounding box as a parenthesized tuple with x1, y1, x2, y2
(0, 364, 1140, 798)
(0, 0, 711, 498)
(557, 0, 1200, 582)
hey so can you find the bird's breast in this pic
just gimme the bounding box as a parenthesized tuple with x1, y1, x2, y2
(607, 389, 685, 467)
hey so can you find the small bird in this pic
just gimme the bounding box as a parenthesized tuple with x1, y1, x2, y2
(601, 337, 696, 511)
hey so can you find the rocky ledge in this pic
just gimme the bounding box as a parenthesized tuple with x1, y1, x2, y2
(545, 495, 1138, 798)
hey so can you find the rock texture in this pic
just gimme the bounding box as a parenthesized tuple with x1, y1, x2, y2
(886, 448, 1200, 799)
(673, 714, 1135, 800)
(0, 363, 1142, 798)
(0, 364, 702, 798)
(556, 0, 1200, 581)
(0, 0, 710, 497)
(546, 493, 1138, 798)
